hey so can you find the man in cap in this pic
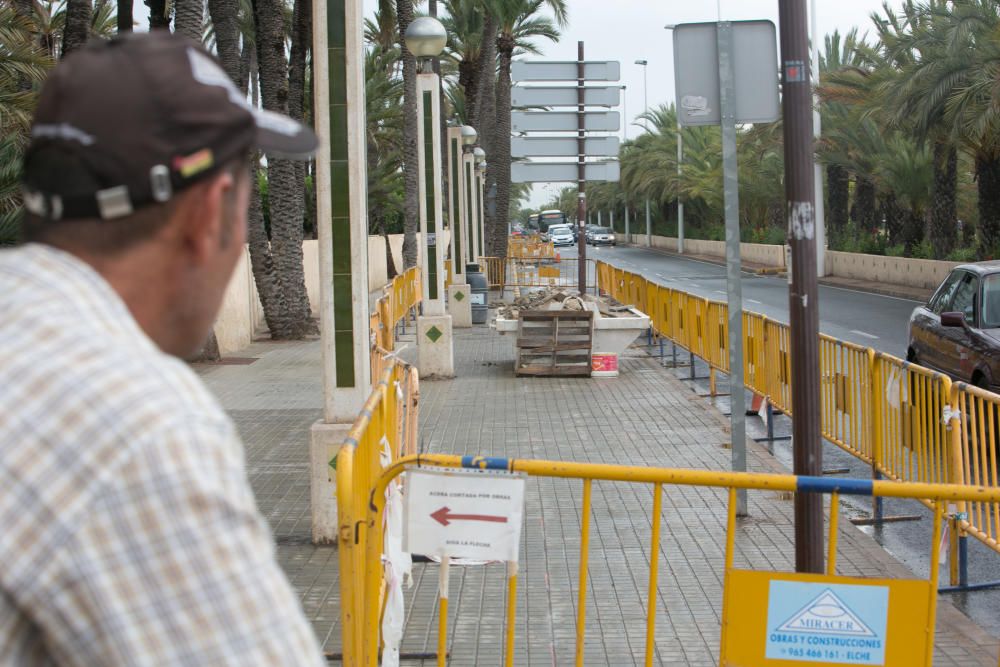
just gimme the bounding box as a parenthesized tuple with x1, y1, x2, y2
(0, 32, 326, 665)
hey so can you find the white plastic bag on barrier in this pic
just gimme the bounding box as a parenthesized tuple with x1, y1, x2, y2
(380, 438, 412, 667)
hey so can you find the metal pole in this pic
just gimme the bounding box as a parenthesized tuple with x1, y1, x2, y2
(717, 21, 747, 516)
(810, 0, 826, 277)
(645, 199, 651, 246)
(779, 0, 824, 574)
(625, 204, 630, 241)
(677, 122, 685, 254)
(622, 85, 628, 141)
(576, 41, 587, 294)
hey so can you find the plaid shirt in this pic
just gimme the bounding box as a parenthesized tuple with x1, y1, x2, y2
(0, 244, 325, 666)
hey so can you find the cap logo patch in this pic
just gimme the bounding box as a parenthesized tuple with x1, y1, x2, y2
(174, 148, 215, 178)
(32, 123, 95, 145)
(187, 47, 248, 110)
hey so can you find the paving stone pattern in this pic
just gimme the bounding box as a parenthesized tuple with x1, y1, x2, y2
(196, 331, 999, 665)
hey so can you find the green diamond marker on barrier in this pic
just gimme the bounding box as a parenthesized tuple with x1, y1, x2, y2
(426, 325, 443, 343)
(454, 291, 465, 302)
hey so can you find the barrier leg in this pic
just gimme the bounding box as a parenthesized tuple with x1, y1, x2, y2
(959, 534, 969, 589)
(505, 562, 518, 667)
(690, 350, 696, 380)
(659, 338, 664, 359)
(437, 556, 450, 667)
(647, 327, 652, 347)
(644, 483, 663, 667)
(671, 342, 677, 368)
(575, 479, 593, 667)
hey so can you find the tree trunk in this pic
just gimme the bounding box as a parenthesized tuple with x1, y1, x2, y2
(977, 154, 1000, 259)
(881, 192, 904, 247)
(146, 0, 170, 29)
(117, 0, 133, 32)
(173, 0, 203, 40)
(287, 0, 313, 319)
(468, 12, 496, 133)
(850, 175, 877, 235)
(254, 0, 315, 337)
(930, 142, 958, 259)
(490, 41, 513, 259)
(63, 0, 92, 57)
(397, 0, 419, 269)
(188, 330, 221, 362)
(826, 164, 848, 236)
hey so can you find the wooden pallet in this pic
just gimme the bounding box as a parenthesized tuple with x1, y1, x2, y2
(515, 310, 594, 377)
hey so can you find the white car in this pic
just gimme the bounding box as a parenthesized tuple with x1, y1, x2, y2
(548, 225, 575, 247)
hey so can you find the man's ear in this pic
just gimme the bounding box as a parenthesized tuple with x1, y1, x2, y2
(175, 170, 234, 264)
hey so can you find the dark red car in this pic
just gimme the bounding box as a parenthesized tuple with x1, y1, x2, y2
(908, 263, 1000, 390)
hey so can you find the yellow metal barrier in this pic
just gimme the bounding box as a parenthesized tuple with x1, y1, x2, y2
(336, 452, 1000, 666)
(593, 259, 1000, 579)
(478, 256, 597, 294)
(508, 238, 555, 259)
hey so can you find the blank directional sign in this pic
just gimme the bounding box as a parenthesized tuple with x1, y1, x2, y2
(511, 85, 621, 108)
(511, 136, 620, 158)
(673, 20, 780, 126)
(511, 161, 620, 183)
(512, 111, 620, 133)
(512, 60, 621, 82)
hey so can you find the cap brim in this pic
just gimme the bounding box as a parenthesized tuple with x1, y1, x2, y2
(252, 108, 318, 160)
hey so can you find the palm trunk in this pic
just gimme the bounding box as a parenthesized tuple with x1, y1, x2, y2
(881, 192, 904, 246)
(62, 0, 92, 57)
(930, 142, 957, 259)
(396, 0, 419, 269)
(287, 0, 313, 319)
(147, 0, 170, 29)
(850, 175, 877, 235)
(976, 154, 1000, 258)
(117, 0, 133, 32)
(469, 12, 496, 135)
(173, 0, 203, 41)
(491, 42, 513, 259)
(826, 164, 848, 236)
(254, 0, 314, 337)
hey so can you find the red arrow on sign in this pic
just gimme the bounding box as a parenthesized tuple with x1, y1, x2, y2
(431, 506, 509, 527)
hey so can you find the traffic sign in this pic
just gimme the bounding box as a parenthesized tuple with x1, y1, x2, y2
(511, 161, 620, 183)
(511, 136, 619, 158)
(511, 111, 620, 133)
(511, 85, 620, 108)
(511, 60, 621, 82)
(673, 20, 780, 126)
(404, 467, 525, 562)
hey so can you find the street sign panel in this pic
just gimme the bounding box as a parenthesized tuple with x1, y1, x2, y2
(511, 60, 620, 82)
(404, 466, 526, 562)
(511, 161, 620, 183)
(511, 111, 620, 133)
(511, 85, 621, 108)
(511, 136, 619, 158)
(673, 20, 780, 126)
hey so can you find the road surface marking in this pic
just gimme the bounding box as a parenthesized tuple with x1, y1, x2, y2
(850, 329, 880, 340)
(714, 290, 726, 295)
(748, 299, 762, 305)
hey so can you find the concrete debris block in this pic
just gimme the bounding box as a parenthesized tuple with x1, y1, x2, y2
(495, 286, 629, 320)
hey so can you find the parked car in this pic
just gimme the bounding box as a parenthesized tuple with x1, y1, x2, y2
(547, 224, 575, 247)
(908, 263, 1000, 390)
(587, 227, 616, 246)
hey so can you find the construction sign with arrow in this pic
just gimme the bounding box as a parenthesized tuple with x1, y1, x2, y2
(404, 466, 526, 562)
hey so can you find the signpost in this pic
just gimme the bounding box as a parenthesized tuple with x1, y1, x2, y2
(673, 20, 779, 518)
(511, 48, 621, 294)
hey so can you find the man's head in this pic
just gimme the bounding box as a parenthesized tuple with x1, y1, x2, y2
(20, 31, 317, 357)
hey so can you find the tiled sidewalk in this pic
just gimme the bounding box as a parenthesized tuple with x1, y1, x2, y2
(196, 329, 1000, 666)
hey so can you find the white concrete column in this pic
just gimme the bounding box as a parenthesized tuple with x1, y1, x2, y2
(446, 126, 465, 284)
(463, 152, 477, 267)
(310, 0, 370, 543)
(416, 72, 446, 316)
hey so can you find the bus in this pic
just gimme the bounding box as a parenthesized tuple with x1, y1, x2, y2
(538, 209, 567, 233)
(528, 213, 539, 231)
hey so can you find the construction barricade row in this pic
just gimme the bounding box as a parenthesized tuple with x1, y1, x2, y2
(334, 448, 1000, 666)
(594, 259, 1000, 588)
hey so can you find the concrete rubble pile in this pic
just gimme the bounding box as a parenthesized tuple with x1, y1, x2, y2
(495, 288, 634, 321)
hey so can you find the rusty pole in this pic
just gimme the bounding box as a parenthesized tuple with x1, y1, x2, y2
(779, 0, 824, 573)
(576, 41, 587, 294)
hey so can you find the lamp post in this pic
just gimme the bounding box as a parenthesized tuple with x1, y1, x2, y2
(461, 127, 477, 270)
(406, 16, 455, 377)
(635, 59, 651, 246)
(665, 25, 685, 254)
(473, 146, 486, 260)
(621, 84, 628, 142)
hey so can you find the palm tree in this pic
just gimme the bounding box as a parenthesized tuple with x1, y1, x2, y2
(173, 0, 203, 40)
(490, 0, 564, 258)
(253, 0, 314, 337)
(389, 0, 419, 268)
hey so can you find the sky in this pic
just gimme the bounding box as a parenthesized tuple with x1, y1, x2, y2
(360, 0, 905, 208)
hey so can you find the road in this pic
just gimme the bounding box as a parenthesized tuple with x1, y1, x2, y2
(566, 243, 921, 357)
(562, 242, 1000, 638)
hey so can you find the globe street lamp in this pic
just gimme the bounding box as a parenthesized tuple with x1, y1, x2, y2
(406, 15, 454, 376)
